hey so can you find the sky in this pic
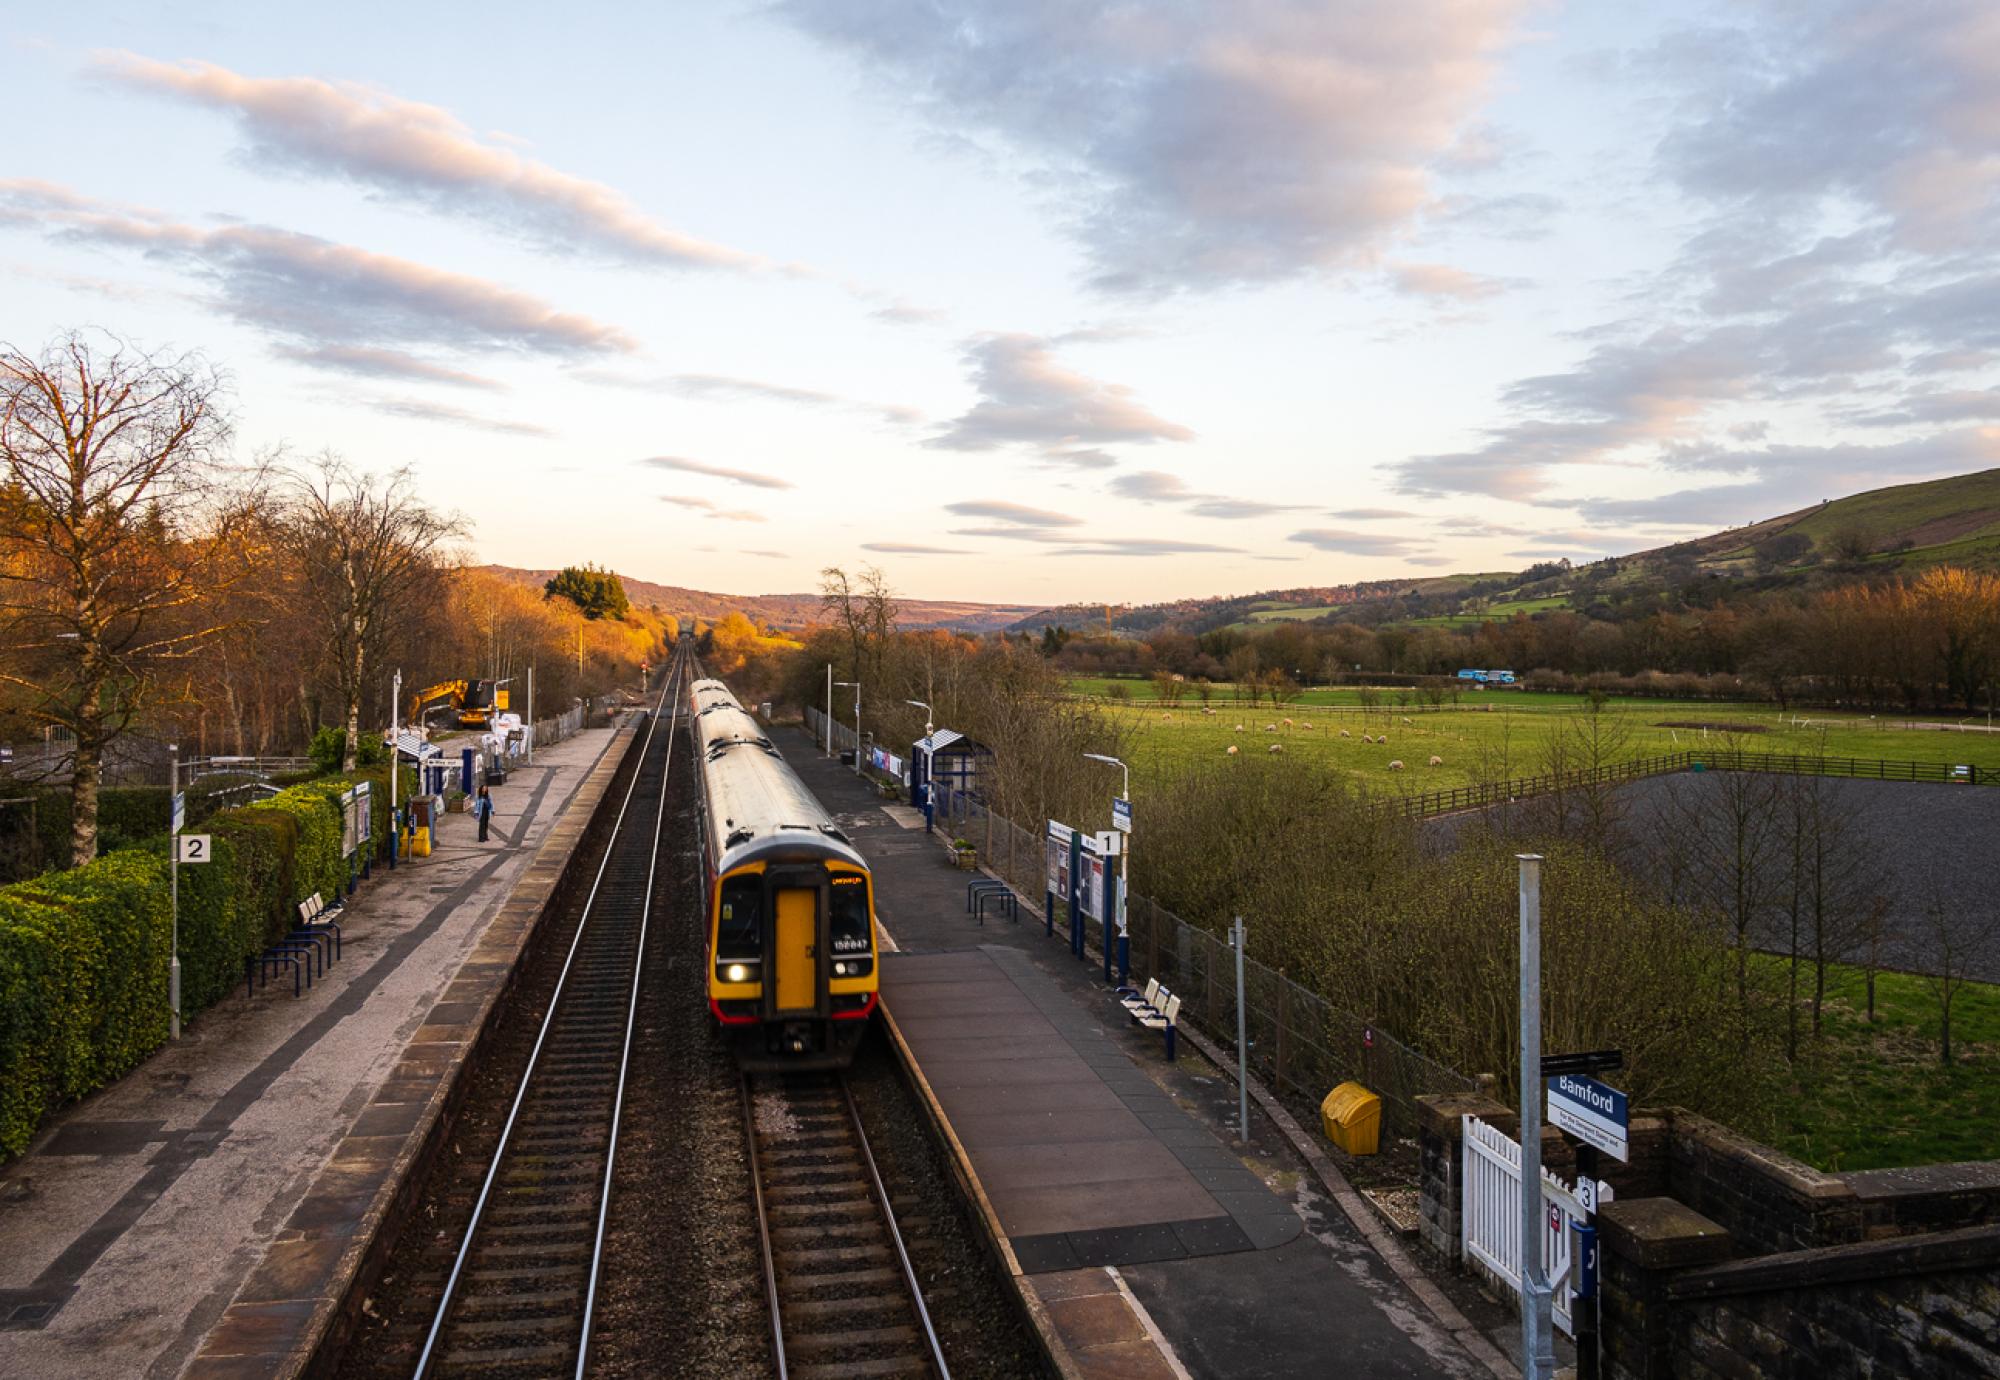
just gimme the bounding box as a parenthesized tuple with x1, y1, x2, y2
(3, 1, 1996, 606)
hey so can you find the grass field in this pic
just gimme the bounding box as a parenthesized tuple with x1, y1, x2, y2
(1755, 961, 1999, 1171)
(1071, 682, 2000, 790)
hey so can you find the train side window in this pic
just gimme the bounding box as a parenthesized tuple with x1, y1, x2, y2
(718, 876, 762, 959)
(829, 875, 871, 956)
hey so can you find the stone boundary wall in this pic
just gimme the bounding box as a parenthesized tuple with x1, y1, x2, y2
(1414, 1093, 2000, 1379)
(1668, 1224, 2000, 1379)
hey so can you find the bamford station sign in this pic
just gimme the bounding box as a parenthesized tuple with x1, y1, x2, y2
(1546, 1072, 1630, 1162)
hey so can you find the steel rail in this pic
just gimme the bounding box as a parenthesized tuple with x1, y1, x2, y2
(411, 646, 689, 1380)
(743, 1075, 790, 1380)
(744, 1072, 951, 1380)
(572, 651, 688, 1377)
(840, 1076, 952, 1380)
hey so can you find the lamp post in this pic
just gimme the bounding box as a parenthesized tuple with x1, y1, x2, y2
(905, 699, 933, 737)
(834, 681, 861, 774)
(390, 669, 401, 868)
(1083, 752, 1131, 983)
(824, 664, 834, 757)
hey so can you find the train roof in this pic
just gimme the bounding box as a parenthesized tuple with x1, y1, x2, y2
(692, 679, 864, 875)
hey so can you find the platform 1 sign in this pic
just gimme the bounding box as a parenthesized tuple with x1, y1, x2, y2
(1547, 1072, 1629, 1162)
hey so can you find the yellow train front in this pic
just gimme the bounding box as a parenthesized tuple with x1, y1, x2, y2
(692, 679, 879, 1069)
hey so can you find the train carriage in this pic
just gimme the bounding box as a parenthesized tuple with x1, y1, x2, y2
(691, 678, 879, 1068)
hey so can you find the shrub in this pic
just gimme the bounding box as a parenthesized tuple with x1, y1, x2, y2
(0, 760, 418, 1160)
(309, 727, 389, 775)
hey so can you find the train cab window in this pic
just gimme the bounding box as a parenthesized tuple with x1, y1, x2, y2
(718, 876, 763, 961)
(829, 874, 872, 976)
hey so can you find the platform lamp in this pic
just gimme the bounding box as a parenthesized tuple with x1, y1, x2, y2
(907, 700, 934, 825)
(834, 680, 861, 775)
(1083, 752, 1131, 984)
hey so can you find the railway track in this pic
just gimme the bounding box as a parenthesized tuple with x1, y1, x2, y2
(744, 1073, 952, 1380)
(410, 650, 689, 1380)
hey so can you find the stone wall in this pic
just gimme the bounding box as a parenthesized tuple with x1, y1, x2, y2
(1413, 1094, 2000, 1376)
(1669, 1224, 2000, 1379)
(1662, 1111, 1862, 1254)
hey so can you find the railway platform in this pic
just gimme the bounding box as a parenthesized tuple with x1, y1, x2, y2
(782, 727, 1514, 1380)
(0, 721, 634, 1380)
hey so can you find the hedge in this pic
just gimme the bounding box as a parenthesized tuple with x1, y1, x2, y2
(0, 764, 413, 1159)
(0, 786, 172, 884)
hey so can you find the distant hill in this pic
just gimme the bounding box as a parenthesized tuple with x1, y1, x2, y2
(1013, 467, 2000, 636)
(478, 566, 1039, 634)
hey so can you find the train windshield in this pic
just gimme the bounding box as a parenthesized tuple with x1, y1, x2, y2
(829, 874, 870, 957)
(718, 875, 762, 960)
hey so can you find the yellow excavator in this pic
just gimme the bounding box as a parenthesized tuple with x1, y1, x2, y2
(408, 679, 509, 729)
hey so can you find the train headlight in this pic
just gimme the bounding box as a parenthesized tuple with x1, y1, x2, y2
(724, 963, 750, 983)
(834, 961, 849, 977)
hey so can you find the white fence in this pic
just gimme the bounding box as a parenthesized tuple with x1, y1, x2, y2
(1461, 1115, 1594, 1337)
(803, 707, 910, 781)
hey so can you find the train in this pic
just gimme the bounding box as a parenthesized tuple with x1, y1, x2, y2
(691, 677, 880, 1069)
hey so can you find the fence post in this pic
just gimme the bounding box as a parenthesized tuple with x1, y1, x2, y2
(1276, 978, 1290, 1094)
(1233, 917, 1249, 1141)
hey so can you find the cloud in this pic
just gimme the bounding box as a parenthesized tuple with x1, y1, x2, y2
(577, 368, 922, 426)
(368, 396, 552, 436)
(638, 455, 793, 490)
(942, 499, 1081, 527)
(1327, 507, 1416, 520)
(1387, 260, 1512, 301)
(1110, 468, 1303, 519)
(1850, 388, 2000, 427)
(1387, 2, 2000, 508)
(659, 493, 768, 522)
(1109, 471, 1192, 502)
(1405, 556, 1456, 567)
(743, 549, 787, 558)
(276, 344, 504, 390)
(0, 180, 636, 359)
(777, 1, 1533, 293)
(1050, 537, 1245, 558)
(862, 542, 969, 555)
(96, 53, 779, 272)
(1288, 527, 1429, 557)
(1572, 431, 2000, 526)
(928, 333, 1193, 458)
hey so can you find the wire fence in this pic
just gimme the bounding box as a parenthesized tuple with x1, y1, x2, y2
(1390, 748, 1991, 819)
(930, 787, 1476, 1142)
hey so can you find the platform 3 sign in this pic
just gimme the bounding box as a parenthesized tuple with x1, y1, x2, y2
(1546, 1072, 1629, 1162)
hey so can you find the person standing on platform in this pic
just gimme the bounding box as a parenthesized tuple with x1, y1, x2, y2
(474, 785, 495, 843)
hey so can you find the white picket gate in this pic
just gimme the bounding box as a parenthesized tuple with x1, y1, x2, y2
(1461, 1115, 1591, 1337)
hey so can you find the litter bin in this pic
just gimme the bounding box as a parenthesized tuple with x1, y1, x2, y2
(1322, 1082, 1382, 1156)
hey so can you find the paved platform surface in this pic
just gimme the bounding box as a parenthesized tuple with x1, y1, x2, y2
(786, 731, 1493, 1380)
(0, 726, 623, 1380)
(885, 948, 1300, 1270)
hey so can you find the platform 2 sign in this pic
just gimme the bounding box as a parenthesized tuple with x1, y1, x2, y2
(1546, 1072, 1629, 1162)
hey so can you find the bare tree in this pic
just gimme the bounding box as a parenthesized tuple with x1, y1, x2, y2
(0, 333, 236, 865)
(1918, 886, 1996, 1066)
(280, 455, 461, 771)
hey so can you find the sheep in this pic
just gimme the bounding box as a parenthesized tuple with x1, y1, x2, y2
(1204, 707, 1218, 716)
(1234, 723, 1245, 732)
(1226, 744, 1239, 755)
(1403, 716, 1413, 724)
(1389, 759, 1406, 771)
(1339, 728, 1351, 739)
(1160, 713, 1172, 722)
(1282, 717, 1293, 727)
(1299, 721, 1314, 731)
(1429, 754, 1444, 767)
(1264, 723, 1277, 732)
(1268, 742, 1285, 753)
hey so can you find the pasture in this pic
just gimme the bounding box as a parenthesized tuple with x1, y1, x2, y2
(1084, 686, 2000, 791)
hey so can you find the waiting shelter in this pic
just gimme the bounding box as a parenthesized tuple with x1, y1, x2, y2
(909, 728, 991, 814)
